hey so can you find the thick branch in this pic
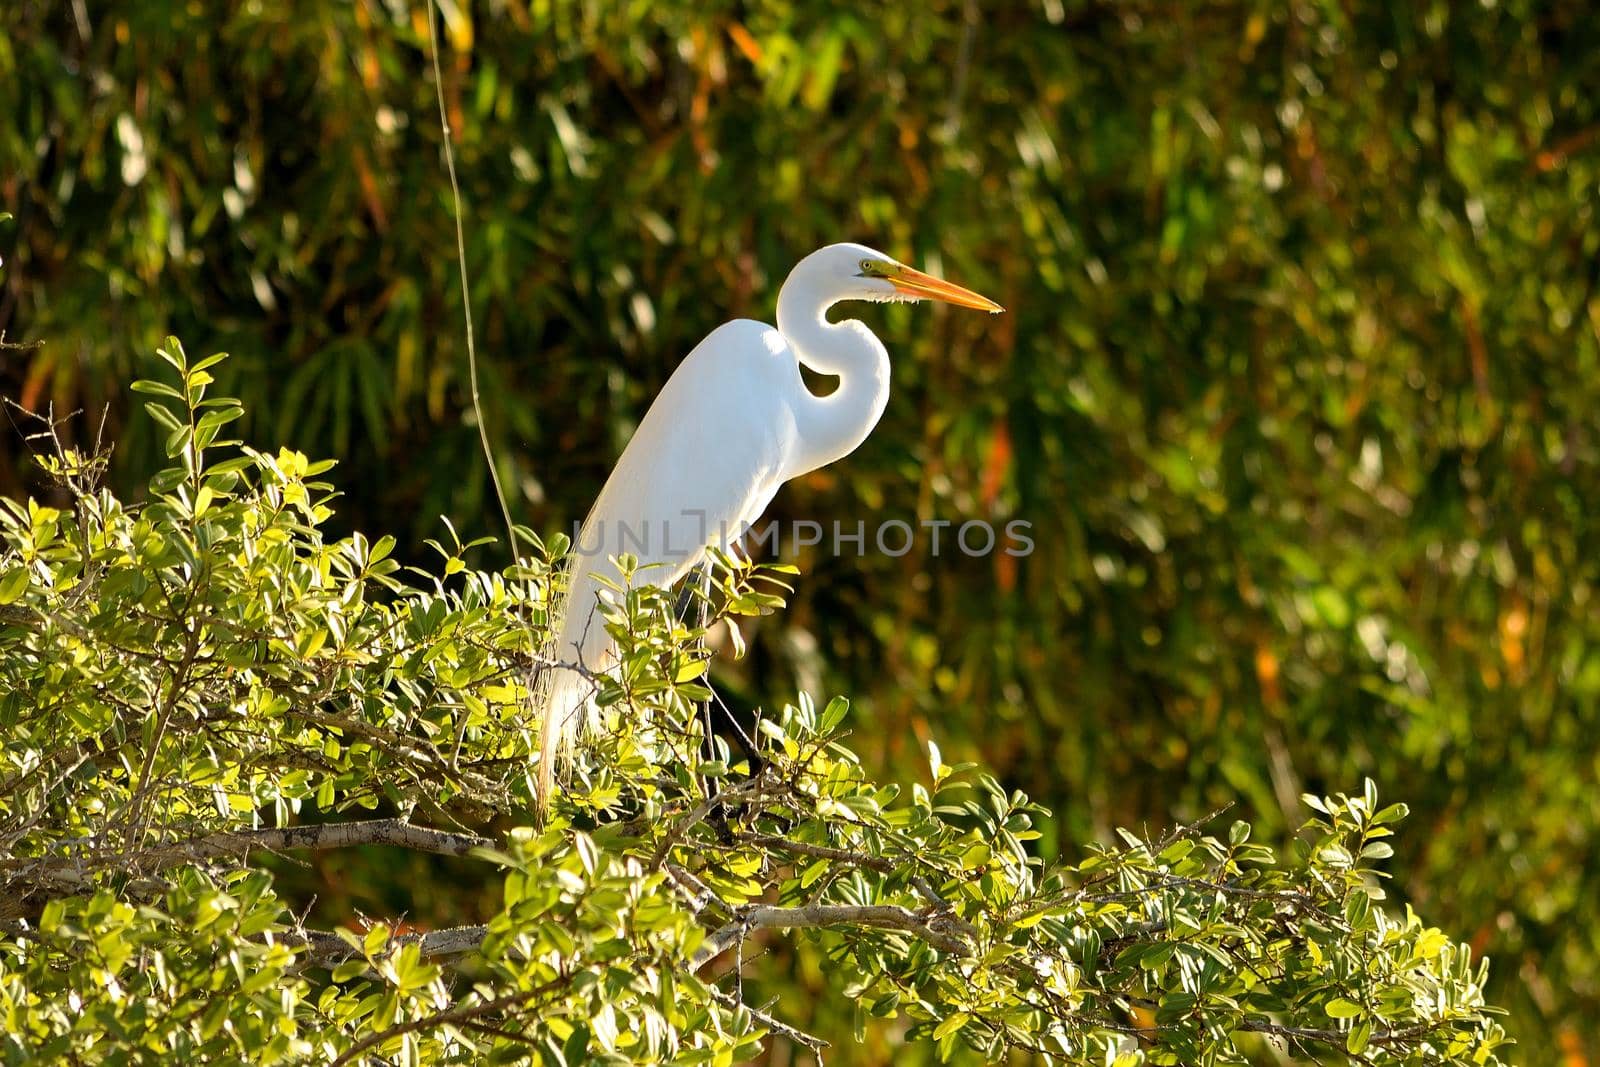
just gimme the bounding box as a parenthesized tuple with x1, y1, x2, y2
(4, 818, 491, 889)
(176, 818, 491, 862)
(0, 604, 42, 630)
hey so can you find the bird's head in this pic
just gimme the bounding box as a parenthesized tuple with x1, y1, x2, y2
(794, 243, 1004, 313)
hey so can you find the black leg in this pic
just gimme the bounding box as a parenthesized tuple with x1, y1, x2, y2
(679, 562, 763, 770)
(693, 563, 718, 763)
(688, 565, 740, 842)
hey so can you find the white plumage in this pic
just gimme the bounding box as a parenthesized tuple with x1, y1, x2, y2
(538, 243, 1001, 799)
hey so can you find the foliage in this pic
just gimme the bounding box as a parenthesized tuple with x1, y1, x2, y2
(0, 348, 1509, 1063)
(4, 1, 1598, 1060)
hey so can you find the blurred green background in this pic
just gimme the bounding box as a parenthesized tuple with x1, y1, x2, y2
(3, 0, 1598, 1061)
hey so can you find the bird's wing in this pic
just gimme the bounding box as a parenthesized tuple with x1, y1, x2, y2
(573, 319, 795, 586)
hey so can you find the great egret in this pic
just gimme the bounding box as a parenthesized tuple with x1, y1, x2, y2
(539, 243, 1002, 798)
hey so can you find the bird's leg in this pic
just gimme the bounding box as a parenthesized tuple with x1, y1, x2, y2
(677, 561, 767, 839)
(673, 567, 717, 774)
(711, 689, 764, 776)
(694, 561, 715, 766)
(685, 562, 764, 771)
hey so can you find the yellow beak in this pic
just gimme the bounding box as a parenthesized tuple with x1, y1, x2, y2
(889, 264, 1004, 313)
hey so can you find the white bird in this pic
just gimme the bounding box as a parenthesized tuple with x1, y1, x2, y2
(539, 243, 1002, 799)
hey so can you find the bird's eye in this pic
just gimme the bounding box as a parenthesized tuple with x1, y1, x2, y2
(859, 259, 876, 274)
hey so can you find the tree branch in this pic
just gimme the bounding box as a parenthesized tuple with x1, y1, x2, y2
(4, 818, 491, 889)
(168, 817, 490, 863)
(707, 987, 828, 1054)
(290, 923, 490, 970)
(735, 830, 967, 916)
(0, 603, 42, 630)
(693, 901, 972, 971)
(1237, 1018, 1451, 1048)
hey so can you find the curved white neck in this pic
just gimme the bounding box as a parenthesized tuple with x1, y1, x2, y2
(776, 272, 891, 480)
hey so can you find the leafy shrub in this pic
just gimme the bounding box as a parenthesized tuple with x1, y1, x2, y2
(4, 5, 1598, 1057)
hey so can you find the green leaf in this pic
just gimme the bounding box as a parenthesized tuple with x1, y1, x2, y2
(143, 401, 182, 431)
(0, 568, 27, 605)
(1345, 891, 1371, 930)
(799, 859, 829, 888)
(592, 1003, 618, 1052)
(189, 351, 231, 374)
(1139, 942, 1176, 969)
(1158, 838, 1196, 864)
(820, 696, 850, 733)
(1312, 586, 1351, 627)
(573, 831, 598, 875)
(158, 337, 187, 372)
(1347, 1017, 1373, 1054)
(1156, 991, 1198, 1023)
(1325, 997, 1363, 1019)
(1373, 802, 1410, 825)
(1412, 928, 1451, 961)
(130, 379, 184, 399)
(331, 960, 368, 983)
(165, 423, 193, 459)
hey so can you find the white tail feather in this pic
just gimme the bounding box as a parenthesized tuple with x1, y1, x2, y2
(536, 549, 610, 804)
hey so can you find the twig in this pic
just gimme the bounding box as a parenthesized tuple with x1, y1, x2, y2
(423, 0, 518, 564)
(663, 863, 720, 915)
(707, 987, 828, 1054)
(1153, 801, 1234, 853)
(0, 604, 40, 629)
(423, 0, 550, 811)
(0, 331, 43, 352)
(122, 624, 203, 849)
(737, 831, 898, 874)
(1238, 1018, 1449, 1048)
